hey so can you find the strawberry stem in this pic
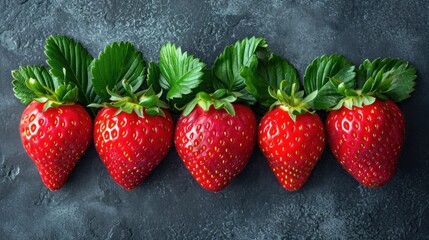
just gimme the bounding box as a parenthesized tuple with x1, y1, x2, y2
(25, 78, 79, 111)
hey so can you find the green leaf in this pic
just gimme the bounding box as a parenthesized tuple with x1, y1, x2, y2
(241, 66, 268, 104)
(242, 54, 299, 110)
(12, 66, 57, 104)
(167, 68, 215, 112)
(91, 41, 146, 102)
(45, 35, 97, 106)
(159, 42, 205, 101)
(301, 90, 318, 104)
(261, 55, 299, 95)
(147, 62, 161, 93)
(303, 54, 356, 110)
(213, 37, 269, 93)
(357, 58, 391, 88)
(357, 58, 416, 102)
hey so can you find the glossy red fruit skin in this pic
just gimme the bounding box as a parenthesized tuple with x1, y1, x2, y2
(94, 108, 174, 190)
(326, 100, 405, 187)
(19, 101, 92, 190)
(175, 104, 257, 192)
(258, 107, 325, 191)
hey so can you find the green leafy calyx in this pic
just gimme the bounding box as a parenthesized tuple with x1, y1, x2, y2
(330, 58, 417, 110)
(12, 65, 78, 110)
(329, 80, 376, 110)
(268, 81, 317, 121)
(12, 66, 59, 105)
(26, 77, 79, 111)
(89, 80, 168, 117)
(180, 89, 241, 117)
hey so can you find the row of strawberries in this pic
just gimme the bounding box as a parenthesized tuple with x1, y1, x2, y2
(13, 36, 416, 191)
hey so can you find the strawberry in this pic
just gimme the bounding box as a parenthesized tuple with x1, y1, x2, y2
(175, 101, 256, 192)
(13, 36, 99, 190)
(326, 100, 405, 187)
(254, 76, 326, 191)
(12, 71, 94, 190)
(91, 81, 174, 190)
(20, 101, 92, 190)
(240, 51, 327, 191)
(259, 107, 325, 191)
(302, 56, 416, 187)
(94, 107, 173, 190)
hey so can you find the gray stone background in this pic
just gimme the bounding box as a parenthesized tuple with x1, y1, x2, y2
(1, 0, 428, 239)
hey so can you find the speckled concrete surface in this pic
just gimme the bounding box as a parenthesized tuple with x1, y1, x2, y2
(1, 0, 428, 239)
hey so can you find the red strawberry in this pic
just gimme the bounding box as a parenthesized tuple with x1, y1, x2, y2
(20, 101, 92, 190)
(175, 103, 256, 192)
(94, 107, 174, 190)
(326, 99, 405, 187)
(259, 106, 325, 191)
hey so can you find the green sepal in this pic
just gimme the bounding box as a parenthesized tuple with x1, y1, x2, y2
(182, 98, 199, 116)
(329, 79, 377, 111)
(331, 57, 417, 110)
(88, 80, 168, 117)
(267, 81, 317, 122)
(212, 89, 228, 99)
(139, 95, 158, 108)
(42, 101, 56, 112)
(24, 77, 79, 111)
(331, 93, 377, 111)
(12, 66, 59, 104)
(25, 77, 48, 95)
(179, 90, 241, 117)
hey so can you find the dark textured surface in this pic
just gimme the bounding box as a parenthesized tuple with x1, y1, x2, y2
(1, 0, 429, 239)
